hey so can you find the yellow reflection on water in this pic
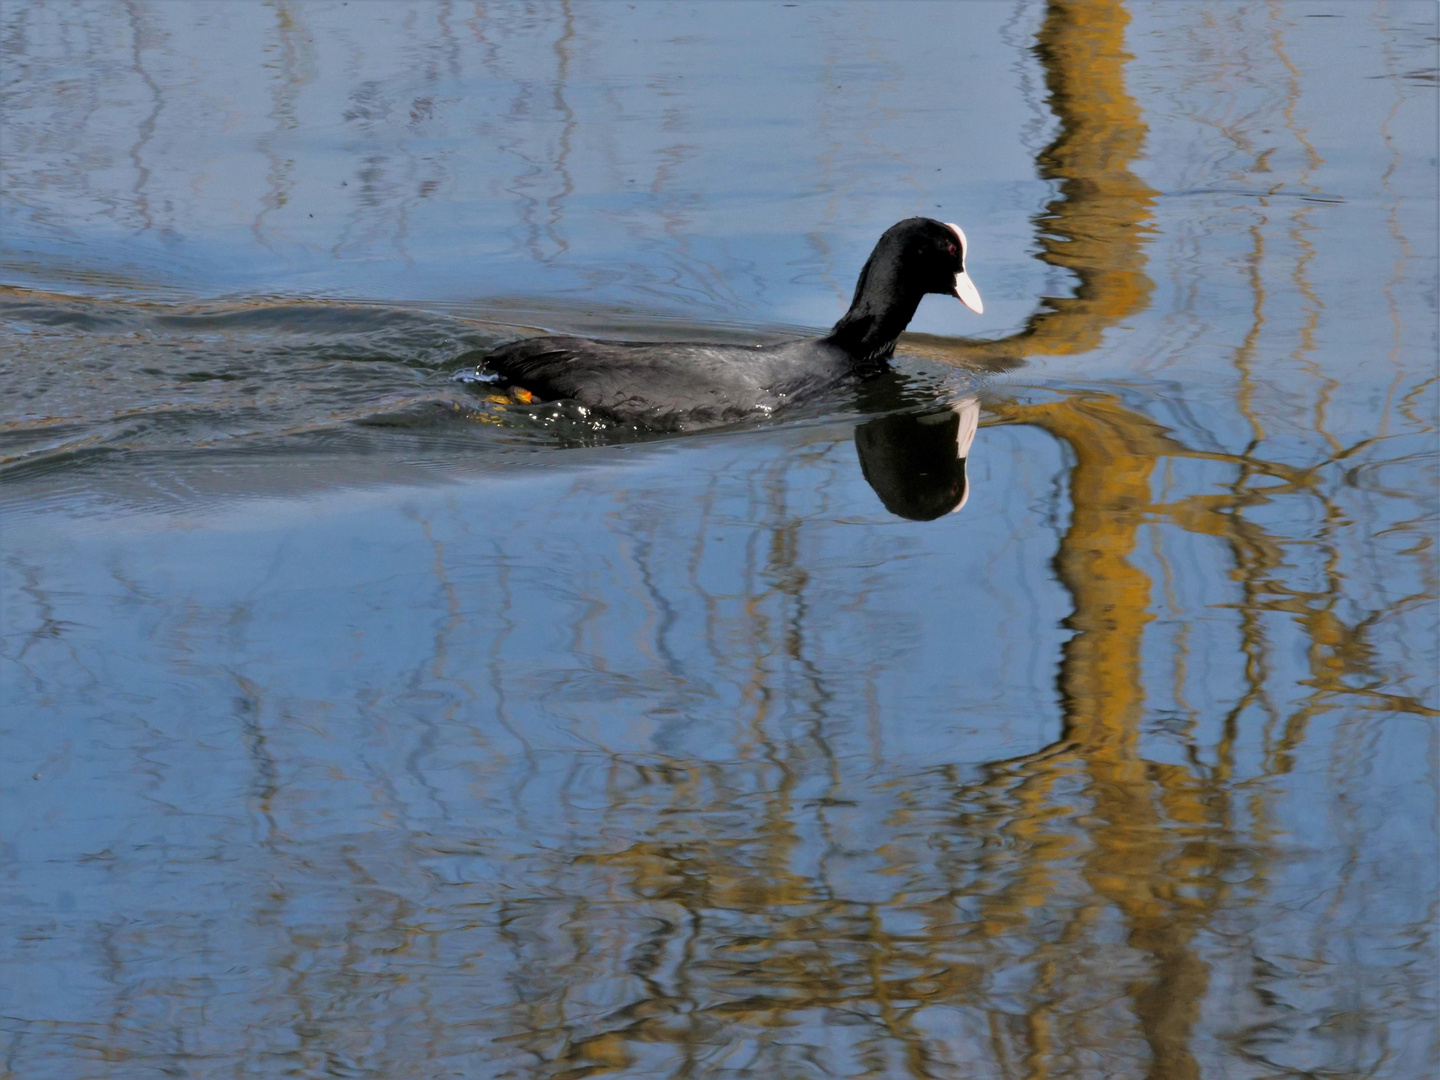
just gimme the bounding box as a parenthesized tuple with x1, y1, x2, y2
(903, 0, 1155, 368)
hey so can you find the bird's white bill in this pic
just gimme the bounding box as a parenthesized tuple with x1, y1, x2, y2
(953, 270, 983, 314)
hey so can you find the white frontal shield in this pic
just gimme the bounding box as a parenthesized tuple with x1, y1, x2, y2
(942, 222, 983, 314)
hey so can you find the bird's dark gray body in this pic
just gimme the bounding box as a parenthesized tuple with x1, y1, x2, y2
(477, 217, 983, 429)
(483, 335, 860, 430)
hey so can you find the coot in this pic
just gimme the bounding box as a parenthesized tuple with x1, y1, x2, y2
(476, 217, 983, 430)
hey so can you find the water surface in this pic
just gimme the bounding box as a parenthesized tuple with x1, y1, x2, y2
(2, 3, 1436, 1078)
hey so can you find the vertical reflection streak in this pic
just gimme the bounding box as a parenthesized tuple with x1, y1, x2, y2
(123, 2, 162, 234)
(252, 2, 313, 250)
(976, 6, 1217, 1074)
(1222, 196, 1285, 770)
(546, 1, 575, 259)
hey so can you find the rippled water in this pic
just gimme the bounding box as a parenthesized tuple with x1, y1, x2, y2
(2, 3, 1436, 1078)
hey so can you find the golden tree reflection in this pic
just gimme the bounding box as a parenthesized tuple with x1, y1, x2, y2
(903, 0, 1155, 369)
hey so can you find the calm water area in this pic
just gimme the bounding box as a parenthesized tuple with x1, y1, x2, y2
(2, 2, 1437, 1077)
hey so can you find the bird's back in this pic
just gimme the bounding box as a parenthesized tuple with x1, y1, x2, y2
(483, 335, 855, 429)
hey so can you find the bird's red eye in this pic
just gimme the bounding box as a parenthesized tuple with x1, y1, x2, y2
(947, 243, 957, 256)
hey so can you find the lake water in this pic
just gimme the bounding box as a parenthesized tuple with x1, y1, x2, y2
(2, 2, 1436, 1078)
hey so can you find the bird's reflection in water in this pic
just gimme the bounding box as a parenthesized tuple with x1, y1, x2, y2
(854, 396, 980, 520)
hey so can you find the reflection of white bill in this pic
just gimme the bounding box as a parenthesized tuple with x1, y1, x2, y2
(951, 395, 980, 513)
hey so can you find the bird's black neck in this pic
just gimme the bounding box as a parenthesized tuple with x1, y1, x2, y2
(822, 257, 924, 369)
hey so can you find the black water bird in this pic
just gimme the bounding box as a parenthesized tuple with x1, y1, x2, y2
(475, 218, 983, 430)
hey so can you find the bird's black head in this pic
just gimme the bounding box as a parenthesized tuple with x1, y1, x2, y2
(879, 217, 984, 313)
(826, 217, 984, 364)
